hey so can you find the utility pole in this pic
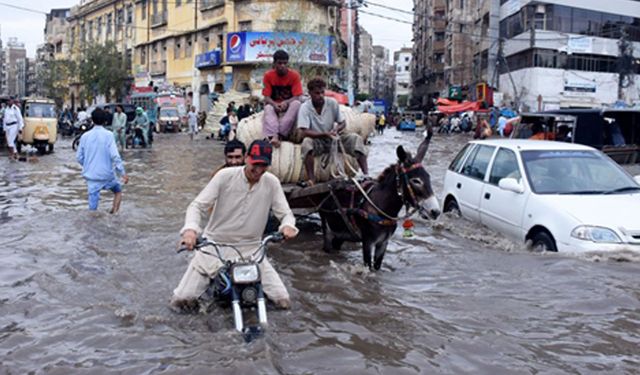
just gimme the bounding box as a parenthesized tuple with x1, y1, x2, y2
(617, 26, 634, 102)
(347, 0, 354, 106)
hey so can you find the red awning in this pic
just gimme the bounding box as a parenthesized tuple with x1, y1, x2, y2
(436, 98, 459, 106)
(325, 90, 348, 105)
(437, 101, 481, 114)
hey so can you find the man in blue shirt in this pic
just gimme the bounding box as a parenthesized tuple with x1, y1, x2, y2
(76, 108, 129, 213)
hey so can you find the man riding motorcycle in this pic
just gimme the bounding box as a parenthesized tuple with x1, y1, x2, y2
(131, 107, 151, 147)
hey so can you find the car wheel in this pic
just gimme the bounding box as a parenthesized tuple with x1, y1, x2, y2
(531, 231, 557, 252)
(443, 198, 460, 215)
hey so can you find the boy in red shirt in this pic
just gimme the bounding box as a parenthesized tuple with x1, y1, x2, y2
(262, 49, 303, 147)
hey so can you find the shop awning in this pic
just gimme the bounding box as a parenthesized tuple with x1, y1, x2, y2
(437, 101, 481, 114)
(325, 90, 348, 105)
(436, 98, 459, 106)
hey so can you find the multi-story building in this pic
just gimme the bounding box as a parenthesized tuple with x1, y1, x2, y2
(445, 0, 476, 94)
(0, 38, 5, 95)
(371, 45, 390, 100)
(45, 8, 72, 60)
(4, 38, 27, 97)
(412, 0, 447, 108)
(132, 0, 341, 111)
(66, 0, 136, 107)
(472, 0, 500, 89)
(393, 47, 412, 108)
(26, 58, 37, 97)
(357, 26, 372, 96)
(498, 0, 640, 110)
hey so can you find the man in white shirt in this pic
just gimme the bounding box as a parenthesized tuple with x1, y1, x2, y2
(3, 98, 24, 160)
(172, 140, 298, 311)
(297, 78, 368, 185)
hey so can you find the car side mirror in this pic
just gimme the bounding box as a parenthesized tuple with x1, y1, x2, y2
(634, 175, 640, 185)
(498, 177, 524, 194)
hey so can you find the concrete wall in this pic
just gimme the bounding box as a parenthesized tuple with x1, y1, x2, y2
(499, 67, 640, 110)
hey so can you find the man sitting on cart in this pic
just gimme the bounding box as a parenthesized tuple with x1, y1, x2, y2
(297, 78, 368, 186)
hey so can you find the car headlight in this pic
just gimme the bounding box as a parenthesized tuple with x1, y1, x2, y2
(231, 264, 260, 284)
(571, 226, 622, 243)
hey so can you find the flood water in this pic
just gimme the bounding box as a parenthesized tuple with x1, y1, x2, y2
(1, 129, 640, 374)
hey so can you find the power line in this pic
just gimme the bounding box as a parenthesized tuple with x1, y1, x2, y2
(363, 1, 414, 16)
(0, 1, 47, 15)
(358, 9, 412, 25)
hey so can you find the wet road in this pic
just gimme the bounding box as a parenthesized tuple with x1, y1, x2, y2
(1, 130, 640, 374)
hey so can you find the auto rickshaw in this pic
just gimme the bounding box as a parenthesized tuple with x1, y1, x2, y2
(18, 98, 58, 154)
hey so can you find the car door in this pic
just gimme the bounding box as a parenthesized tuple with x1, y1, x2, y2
(453, 144, 497, 221)
(479, 147, 530, 241)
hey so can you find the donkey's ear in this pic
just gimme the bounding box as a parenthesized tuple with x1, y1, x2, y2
(396, 145, 407, 162)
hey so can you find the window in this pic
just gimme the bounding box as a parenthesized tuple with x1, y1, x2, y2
(275, 19, 300, 31)
(174, 37, 182, 59)
(405, 66, 409, 71)
(176, 0, 181, 6)
(127, 5, 133, 24)
(97, 17, 102, 38)
(239, 21, 252, 31)
(88, 20, 93, 41)
(140, 0, 146, 20)
(405, 56, 409, 62)
(461, 145, 495, 180)
(140, 47, 146, 65)
(185, 34, 193, 57)
(106, 13, 113, 35)
(489, 149, 521, 185)
(449, 143, 472, 172)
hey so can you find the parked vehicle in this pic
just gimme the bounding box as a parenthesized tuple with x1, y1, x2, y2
(442, 139, 640, 253)
(71, 119, 93, 151)
(539, 108, 640, 164)
(17, 98, 57, 155)
(157, 107, 182, 133)
(398, 117, 417, 131)
(403, 110, 425, 127)
(177, 233, 284, 341)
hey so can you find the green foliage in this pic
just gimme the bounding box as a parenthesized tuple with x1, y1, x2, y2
(76, 41, 128, 102)
(355, 93, 370, 101)
(38, 59, 76, 107)
(397, 94, 409, 108)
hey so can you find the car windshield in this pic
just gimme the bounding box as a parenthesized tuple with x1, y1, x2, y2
(160, 109, 179, 117)
(26, 103, 56, 118)
(521, 150, 639, 194)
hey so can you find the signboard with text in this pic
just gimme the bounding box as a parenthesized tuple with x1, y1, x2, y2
(226, 31, 333, 65)
(195, 49, 222, 69)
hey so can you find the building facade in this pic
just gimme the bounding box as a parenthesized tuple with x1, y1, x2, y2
(357, 26, 372, 96)
(45, 8, 72, 60)
(3, 38, 27, 97)
(66, 0, 136, 107)
(131, 0, 341, 111)
(498, 0, 640, 110)
(412, 0, 447, 107)
(371, 45, 390, 100)
(393, 47, 412, 108)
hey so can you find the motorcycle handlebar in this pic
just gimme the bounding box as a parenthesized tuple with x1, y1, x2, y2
(176, 232, 284, 254)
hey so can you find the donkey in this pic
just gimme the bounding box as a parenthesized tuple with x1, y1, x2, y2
(318, 132, 440, 270)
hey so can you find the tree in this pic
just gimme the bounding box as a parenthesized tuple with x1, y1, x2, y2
(77, 41, 128, 102)
(38, 59, 76, 108)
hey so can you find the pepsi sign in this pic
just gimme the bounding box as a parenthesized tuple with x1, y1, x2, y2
(226, 32, 246, 62)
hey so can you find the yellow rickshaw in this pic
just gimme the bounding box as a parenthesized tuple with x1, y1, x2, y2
(404, 110, 425, 127)
(18, 98, 57, 154)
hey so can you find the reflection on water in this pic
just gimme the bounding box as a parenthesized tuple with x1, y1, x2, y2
(1, 131, 639, 374)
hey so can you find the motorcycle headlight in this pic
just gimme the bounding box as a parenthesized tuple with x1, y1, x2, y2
(571, 226, 622, 243)
(231, 264, 260, 284)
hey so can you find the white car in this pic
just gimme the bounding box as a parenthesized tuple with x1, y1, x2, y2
(442, 139, 640, 252)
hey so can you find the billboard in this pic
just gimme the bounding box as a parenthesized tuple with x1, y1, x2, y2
(195, 49, 222, 69)
(226, 32, 333, 65)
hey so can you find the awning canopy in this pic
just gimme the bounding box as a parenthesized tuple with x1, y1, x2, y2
(437, 101, 481, 114)
(436, 98, 459, 106)
(325, 90, 348, 104)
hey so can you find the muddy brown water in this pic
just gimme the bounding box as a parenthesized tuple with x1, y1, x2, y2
(1, 130, 639, 374)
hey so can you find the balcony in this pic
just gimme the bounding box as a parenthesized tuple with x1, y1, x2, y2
(200, 0, 225, 11)
(151, 11, 167, 28)
(433, 20, 446, 30)
(433, 40, 445, 51)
